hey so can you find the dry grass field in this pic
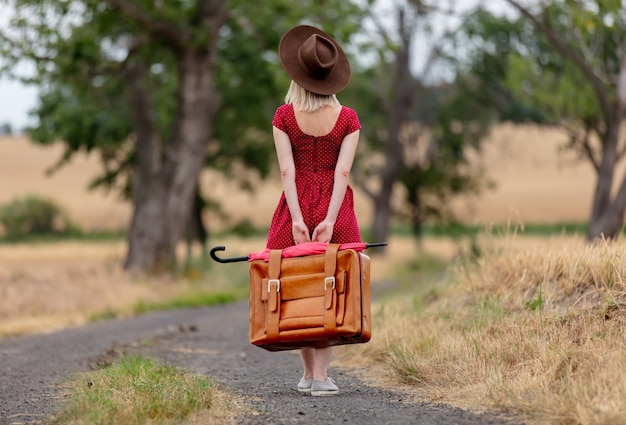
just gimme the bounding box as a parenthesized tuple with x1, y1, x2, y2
(0, 123, 608, 232)
(340, 233, 626, 424)
(0, 125, 604, 336)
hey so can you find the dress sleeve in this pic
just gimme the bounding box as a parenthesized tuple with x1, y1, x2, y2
(272, 104, 289, 132)
(344, 107, 361, 135)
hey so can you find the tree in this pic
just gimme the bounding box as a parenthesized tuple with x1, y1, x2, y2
(467, 0, 626, 240)
(0, 123, 13, 135)
(345, 0, 491, 244)
(396, 80, 492, 240)
(0, 0, 365, 272)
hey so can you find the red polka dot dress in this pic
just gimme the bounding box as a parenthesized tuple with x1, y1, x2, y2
(266, 103, 362, 249)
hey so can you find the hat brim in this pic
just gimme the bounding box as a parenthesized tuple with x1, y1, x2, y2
(279, 25, 351, 96)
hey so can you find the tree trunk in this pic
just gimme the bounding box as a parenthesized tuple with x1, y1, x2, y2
(587, 118, 620, 239)
(125, 48, 221, 272)
(370, 7, 414, 245)
(587, 58, 626, 240)
(184, 180, 209, 265)
(371, 191, 394, 244)
(587, 118, 626, 240)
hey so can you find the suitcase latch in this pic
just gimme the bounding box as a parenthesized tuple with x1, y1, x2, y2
(324, 276, 336, 290)
(268, 278, 281, 293)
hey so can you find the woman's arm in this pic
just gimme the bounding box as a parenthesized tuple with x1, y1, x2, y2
(312, 129, 360, 243)
(273, 126, 311, 244)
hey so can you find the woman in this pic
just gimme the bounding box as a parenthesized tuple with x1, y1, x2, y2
(266, 25, 362, 397)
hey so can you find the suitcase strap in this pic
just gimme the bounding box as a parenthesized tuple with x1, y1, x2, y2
(266, 249, 282, 341)
(323, 244, 340, 337)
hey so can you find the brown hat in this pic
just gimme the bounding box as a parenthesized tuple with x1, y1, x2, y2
(278, 25, 351, 95)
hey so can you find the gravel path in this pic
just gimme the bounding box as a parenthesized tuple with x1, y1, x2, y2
(0, 302, 524, 425)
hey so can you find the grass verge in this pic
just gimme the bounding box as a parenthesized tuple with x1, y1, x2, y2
(340, 233, 626, 424)
(54, 355, 237, 425)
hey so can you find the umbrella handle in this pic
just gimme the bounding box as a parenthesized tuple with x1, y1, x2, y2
(209, 246, 249, 264)
(365, 242, 388, 248)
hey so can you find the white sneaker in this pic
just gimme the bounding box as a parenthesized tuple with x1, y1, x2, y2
(297, 377, 314, 393)
(310, 377, 338, 396)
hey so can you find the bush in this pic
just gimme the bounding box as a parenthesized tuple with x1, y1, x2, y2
(230, 219, 258, 237)
(0, 196, 78, 239)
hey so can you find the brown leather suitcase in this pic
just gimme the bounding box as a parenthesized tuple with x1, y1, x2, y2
(248, 244, 371, 351)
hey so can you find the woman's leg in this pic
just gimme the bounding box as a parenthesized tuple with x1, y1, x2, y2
(300, 347, 333, 380)
(309, 346, 338, 396)
(312, 346, 333, 382)
(299, 348, 315, 378)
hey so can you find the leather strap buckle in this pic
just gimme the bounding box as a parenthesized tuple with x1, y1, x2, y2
(324, 276, 336, 290)
(268, 278, 281, 292)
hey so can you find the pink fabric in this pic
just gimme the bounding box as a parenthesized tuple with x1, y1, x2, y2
(248, 242, 367, 262)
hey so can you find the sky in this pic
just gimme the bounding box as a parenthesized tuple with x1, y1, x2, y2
(0, 0, 516, 132)
(0, 77, 38, 131)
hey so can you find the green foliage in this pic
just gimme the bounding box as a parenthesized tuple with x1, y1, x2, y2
(461, 8, 546, 123)
(464, 1, 626, 128)
(229, 219, 255, 237)
(0, 196, 78, 239)
(525, 286, 544, 312)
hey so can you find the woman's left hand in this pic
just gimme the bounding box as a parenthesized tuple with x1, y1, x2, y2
(292, 220, 311, 244)
(312, 221, 334, 243)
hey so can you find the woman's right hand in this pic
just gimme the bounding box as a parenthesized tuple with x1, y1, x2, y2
(292, 221, 311, 244)
(311, 220, 334, 244)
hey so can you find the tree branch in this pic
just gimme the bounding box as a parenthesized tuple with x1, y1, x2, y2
(561, 120, 600, 171)
(613, 56, 626, 161)
(198, 0, 228, 50)
(103, 0, 186, 49)
(193, 0, 226, 26)
(579, 126, 600, 172)
(369, 9, 394, 50)
(505, 0, 612, 121)
(352, 170, 376, 201)
(617, 56, 626, 113)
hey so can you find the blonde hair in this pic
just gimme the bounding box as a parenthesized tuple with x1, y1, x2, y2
(285, 81, 340, 112)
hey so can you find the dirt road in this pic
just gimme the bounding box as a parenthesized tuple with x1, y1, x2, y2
(0, 302, 523, 425)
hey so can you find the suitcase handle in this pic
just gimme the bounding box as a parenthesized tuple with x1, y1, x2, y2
(209, 243, 388, 264)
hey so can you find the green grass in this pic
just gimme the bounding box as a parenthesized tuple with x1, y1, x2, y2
(0, 230, 126, 244)
(0, 221, 598, 245)
(88, 291, 239, 323)
(54, 355, 226, 425)
(132, 291, 238, 315)
(88, 309, 119, 323)
(399, 221, 592, 238)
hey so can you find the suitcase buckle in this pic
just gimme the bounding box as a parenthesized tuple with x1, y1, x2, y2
(267, 279, 281, 292)
(324, 276, 336, 290)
